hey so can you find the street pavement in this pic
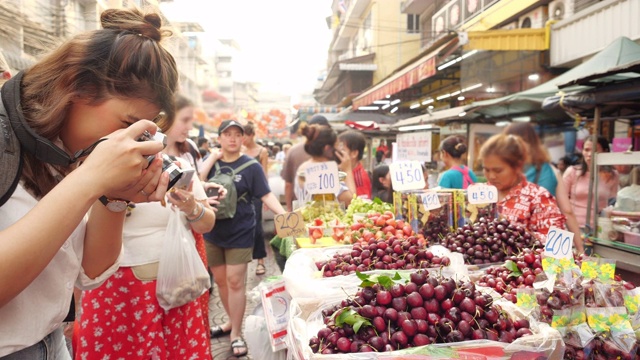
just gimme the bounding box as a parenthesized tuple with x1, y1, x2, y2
(208, 236, 282, 359)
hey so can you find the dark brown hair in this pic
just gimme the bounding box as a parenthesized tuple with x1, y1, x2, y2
(480, 134, 529, 170)
(19, 8, 178, 198)
(338, 130, 366, 161)
(503, 123, 550, 167)
(439, 135, 468, 159)
(244, 121, 256, 136)
(302, 124, 336, 157)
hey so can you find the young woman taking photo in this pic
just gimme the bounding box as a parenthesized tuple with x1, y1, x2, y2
(0, 8, 178, 358)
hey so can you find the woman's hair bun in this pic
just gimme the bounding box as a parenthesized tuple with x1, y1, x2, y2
(302, 124, 318, 141)
(100, 8, 168, 42)
(454, 143, 467, 153)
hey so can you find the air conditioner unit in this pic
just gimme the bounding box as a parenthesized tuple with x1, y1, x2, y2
(501, 21, 518, 30)
(549, 0, 574, 21)
(519, 6, 548, 28)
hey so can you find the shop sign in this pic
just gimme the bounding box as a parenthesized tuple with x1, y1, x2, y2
(353, 56, 436, 109)
(396, 131, 432, 162)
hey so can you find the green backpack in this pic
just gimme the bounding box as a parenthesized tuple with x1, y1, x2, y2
(208, 159, 259, 220)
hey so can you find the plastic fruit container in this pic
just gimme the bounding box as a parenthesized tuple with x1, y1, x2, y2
(330, 224, 346, 242)
(307, 225, 324, 244)
(623, 231, 640, 247)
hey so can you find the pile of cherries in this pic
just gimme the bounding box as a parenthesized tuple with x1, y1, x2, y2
(317, 235, 451, 278)
(309, 271, 533, 354)
(476, 248, 545, 303)
(440, 217, 539, 265)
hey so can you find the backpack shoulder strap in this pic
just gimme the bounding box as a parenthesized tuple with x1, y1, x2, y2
(0, 95, 23, 207)
(233, 158, 259, 174)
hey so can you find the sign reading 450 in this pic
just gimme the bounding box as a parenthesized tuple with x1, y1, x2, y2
(390, 161, 426, 191)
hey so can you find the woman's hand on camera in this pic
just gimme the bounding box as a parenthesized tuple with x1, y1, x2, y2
(79, 120, 167, 199)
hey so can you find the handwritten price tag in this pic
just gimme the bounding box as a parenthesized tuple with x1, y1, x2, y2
(544, 227, 574, 259)
(419, 191, 441, 211)
(467, 184, 498, 204)
(390, 161, 426, 191)
(304, 161, 339, 195)
(274, 210, 306, 238)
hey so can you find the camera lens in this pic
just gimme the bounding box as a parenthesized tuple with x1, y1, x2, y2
(160, 154, 183, 190)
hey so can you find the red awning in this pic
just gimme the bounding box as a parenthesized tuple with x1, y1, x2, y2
(202, 90, 228, 103)
(344, 120, 380, 130)
(352, 37, 457, 109)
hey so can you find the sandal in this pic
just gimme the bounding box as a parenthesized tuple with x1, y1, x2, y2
(210, 324, 231, 338)
(230, 337, 248, 357)
(255, 263, 266, 275)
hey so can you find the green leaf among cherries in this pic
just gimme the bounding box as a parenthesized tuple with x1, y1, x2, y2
(333, 308, 372, 334)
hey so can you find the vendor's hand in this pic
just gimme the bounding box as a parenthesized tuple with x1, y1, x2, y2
(78, 120, 167, 199)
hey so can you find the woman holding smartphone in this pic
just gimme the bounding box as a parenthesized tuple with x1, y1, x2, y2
(76, 95, 222, 359)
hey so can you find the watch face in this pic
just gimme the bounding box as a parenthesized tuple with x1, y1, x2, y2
(107, 201, 128, 212)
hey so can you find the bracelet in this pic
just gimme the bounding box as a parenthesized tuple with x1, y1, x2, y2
(186, 203, 206, 223)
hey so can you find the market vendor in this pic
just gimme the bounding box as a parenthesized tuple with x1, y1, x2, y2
(480, 134, 566, 242)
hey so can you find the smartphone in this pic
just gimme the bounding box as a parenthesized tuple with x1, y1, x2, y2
(206, 186, 219, 198)
(173, 169, 195, 190)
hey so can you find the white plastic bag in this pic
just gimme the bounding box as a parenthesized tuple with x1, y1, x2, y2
(156, 207, 210, 310)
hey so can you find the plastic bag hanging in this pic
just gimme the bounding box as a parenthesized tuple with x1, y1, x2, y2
(156, 206, 210, 310)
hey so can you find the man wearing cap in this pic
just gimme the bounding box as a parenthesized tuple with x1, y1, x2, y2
(199, 120, 285, 357)
(282, 115, 331, 211)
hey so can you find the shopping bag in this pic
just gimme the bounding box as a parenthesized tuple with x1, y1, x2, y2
(156, 207, 211, 310)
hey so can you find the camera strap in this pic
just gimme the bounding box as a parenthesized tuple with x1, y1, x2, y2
(3, 72, 107, 166)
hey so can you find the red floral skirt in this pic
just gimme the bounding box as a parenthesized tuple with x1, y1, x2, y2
(192, 230, 211, 331)
(75, 267, 212, 360)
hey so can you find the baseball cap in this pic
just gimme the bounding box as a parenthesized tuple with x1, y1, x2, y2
(308, 115, 330, 126)
(218, 119, 244, 136)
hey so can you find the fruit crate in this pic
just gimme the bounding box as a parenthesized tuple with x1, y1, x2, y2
(285, 279, 565, 360)
(282, 246, 466, 302)
(394, 191, 454, 246)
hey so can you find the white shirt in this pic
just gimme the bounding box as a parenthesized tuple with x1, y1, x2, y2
(275, 151, 285, 162)
(0, 184, 120, 356)
(121, 158, 206, 266)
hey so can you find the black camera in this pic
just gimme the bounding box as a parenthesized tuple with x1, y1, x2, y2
(138, 130, 183, 190)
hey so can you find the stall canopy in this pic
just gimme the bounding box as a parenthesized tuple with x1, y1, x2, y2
(392, 105, 475, 129)
(541, 37, 640, 117)
(465, 37, 640, 123)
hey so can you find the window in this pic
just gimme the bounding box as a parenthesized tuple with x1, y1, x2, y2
(407, 14, 420, 34)
(363, 12, 372, 51)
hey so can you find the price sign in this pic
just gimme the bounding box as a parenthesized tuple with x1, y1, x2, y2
(467, 184, 498, 204)
(544, 227, 574, 259)
(390, 161, 426, 191)
(274, 210, 305, 238)
(304, 161, 339, 195)
(419, 191, 441, 211)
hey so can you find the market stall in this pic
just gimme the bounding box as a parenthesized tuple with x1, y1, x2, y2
(252, 144, 640, 359)
(539, 37, 640, 283)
